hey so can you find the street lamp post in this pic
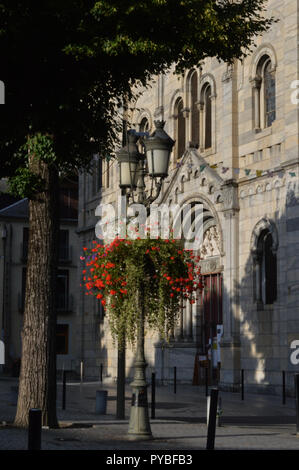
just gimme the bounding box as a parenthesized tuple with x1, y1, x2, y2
(116, 120, 174, 440)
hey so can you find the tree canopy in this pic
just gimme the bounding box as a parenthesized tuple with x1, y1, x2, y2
(0, 0, 273, 186)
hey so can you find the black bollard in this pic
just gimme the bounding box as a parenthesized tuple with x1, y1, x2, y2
(100, 363, 103, 383)
(205, 367, 209, 397)
(282, 371, 286, 405)
(62, 370, 67, 410)
(206, 388, 219, 450)
(151, 372, 156, 419)
(174, 366, 177, 394)
(295, 374, 299, 435)
(241, 369, 244, 401)
(28, 408, 42, 450)
(217, 395, 222, 427)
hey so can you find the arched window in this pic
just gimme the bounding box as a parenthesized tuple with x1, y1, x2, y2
(252, 55, 276, 130)
(203, 85, 212, 149)
(263, 59, 276, 127)
(253, 229, 277, 306)
(175, 97, 186, 160)
(139, 117, 150, 134)
(199, 81, 213, 151)
(138, 116, 150, 155)
(190, 71, 199, 147)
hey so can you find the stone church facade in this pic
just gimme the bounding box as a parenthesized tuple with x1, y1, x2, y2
(78, 0, 299, 395)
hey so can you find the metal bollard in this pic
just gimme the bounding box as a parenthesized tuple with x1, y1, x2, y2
(206, 388, 219, 450)
(100, 363, 103, 383)
(241, 369, 244, 401)
(217, 395, 222, 427)
(295, 374, 299, 435)
(62, 370, 67, 410)
(282, 371, 286, 405)
(151, 372, 156, 419)
(80, 361, 84, 383)
(205, 367, 209, 397)
(95, 390, 108, 414)
(28, 408, 42, 450)
(174, 366, 177, 394)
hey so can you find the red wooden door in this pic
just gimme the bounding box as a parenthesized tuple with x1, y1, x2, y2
(200, 273, 223, 353)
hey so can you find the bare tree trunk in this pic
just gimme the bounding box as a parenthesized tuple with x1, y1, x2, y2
(14, 154, 59, 428)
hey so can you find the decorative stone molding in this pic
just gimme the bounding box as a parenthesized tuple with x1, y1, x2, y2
(199, 73, 217, 97)
(182, 107, 190, 118)
(196, 100, 204, 112)
(215, 193, 223, 204)
(198, 226, 221, 259)
(249, 76, 262, 89)
(249, 43, 278, 81)
(199, 256, 222, 274)
(136, 108, 153, 131)
(222, 64, 234, 83)
(168, 89, 183, 119)
(220, 180, 239, 212)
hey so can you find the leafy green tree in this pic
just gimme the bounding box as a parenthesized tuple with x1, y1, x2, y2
(0, 0, 273, 427)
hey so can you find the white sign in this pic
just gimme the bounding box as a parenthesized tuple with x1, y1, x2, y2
(290, 339, 299, 365)
(216, 324, 223, 340)
(0, 340, 4, 364)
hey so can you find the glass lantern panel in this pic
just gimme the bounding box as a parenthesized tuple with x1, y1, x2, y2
(146, 149, 170, 177)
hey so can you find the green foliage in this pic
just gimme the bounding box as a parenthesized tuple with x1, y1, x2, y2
(87, 0, 275, 71)
(0, 0, 274, 182)
(25, 133, 57, 166)
(8, 167, 44, 200)
(8, 134, 58, 199)
(83, 236, 202, 349)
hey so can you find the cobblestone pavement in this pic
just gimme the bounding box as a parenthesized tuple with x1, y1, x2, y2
(1, 377, 299, 450)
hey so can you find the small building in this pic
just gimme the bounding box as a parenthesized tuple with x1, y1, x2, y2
(0, 179, 80, 376)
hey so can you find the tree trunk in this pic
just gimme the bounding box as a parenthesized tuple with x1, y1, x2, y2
(14, 154, 59, 428)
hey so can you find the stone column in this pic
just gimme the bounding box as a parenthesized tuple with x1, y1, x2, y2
(195, 291, 203, 350)
(219, 180, 241, 390)
(210, 94, 217, 152)
(186, 300, 193, 341)
(250, 77, 261, 130)
(198, 102, 204, 151)
(182, 298, 188, 340)
(182, 108, 190, 148)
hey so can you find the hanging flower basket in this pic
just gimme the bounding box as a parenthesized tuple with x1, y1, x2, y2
(82, 234, 203, 348)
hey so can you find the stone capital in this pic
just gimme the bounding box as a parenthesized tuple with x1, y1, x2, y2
(250, 75, 262, 89)
(220, 180, 239, 212)
(182, 107, 190, 118)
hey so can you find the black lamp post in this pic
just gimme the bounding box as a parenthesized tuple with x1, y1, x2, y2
(116, 120, 174, 440)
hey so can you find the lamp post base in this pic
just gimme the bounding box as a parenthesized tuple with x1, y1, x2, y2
(128, 386, 153, 440)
